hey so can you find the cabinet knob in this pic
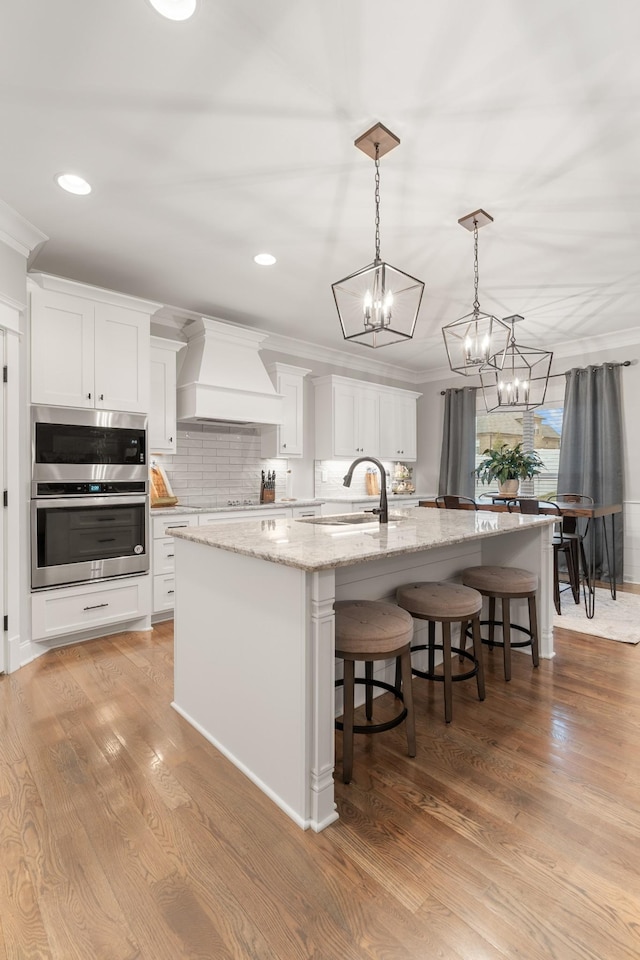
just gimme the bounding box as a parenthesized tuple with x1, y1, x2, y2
(283, 442, 287, 449)
(169, 437, 173, 444)
(87, 392, 92, 400)
(99, 393, 104, 401)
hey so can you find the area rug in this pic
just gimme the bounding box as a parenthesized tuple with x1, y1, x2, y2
(553, 588, 640, 644)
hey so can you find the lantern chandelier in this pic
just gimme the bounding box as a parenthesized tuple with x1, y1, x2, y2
(332, 123, 425, 348)
(480, 315, 553, 412)
(442, 209, 511, 375)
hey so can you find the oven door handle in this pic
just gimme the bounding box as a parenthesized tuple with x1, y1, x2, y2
(32, 495, 148, 508)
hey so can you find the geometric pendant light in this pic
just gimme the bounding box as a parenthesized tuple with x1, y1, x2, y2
(480, 315, 553, 411)
(332, 123, 425, 348)
(442, 209, 511, 375)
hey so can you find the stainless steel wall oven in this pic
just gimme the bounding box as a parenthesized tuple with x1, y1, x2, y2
(31, 407, 149, 590)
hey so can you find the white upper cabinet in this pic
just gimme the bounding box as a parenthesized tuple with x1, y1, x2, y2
(314, 375, 421, 461)
(379, 388, 420, 461)
(149, 337, 185, 454)
(261, 363, 311, 459)
(314, 376, 381, 460)
(30, 274, 160, 413)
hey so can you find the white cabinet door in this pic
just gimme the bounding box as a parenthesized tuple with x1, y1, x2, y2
(331, 382, 379, 458)
(278, 370, 305, 457)
(94, 304, 150, 413)
(30, 287, 95, 408)
(261, 363, 310, 459)
(379, 392, 417, 461)
(149, 338, 183, 453)
(332, 382, 360, 457)
(30, 275, 158, 413)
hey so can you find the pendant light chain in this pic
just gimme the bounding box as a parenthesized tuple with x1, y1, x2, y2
(374, 143, 381, 263)
(473, 218, 480, 318)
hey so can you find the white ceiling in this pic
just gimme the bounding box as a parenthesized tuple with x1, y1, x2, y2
(2, 0, 640, 377)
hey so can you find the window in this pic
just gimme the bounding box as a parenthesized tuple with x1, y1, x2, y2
(474, 405, 564, 500)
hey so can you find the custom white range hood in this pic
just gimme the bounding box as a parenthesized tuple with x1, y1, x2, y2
(176, 317, 284, 425)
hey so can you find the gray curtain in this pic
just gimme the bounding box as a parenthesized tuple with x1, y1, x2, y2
(557, 363, 623, 581)
(438, 387, 477, 498)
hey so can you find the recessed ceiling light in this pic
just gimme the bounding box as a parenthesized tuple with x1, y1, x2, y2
(56, 173, 92, 196)
(254, 253, 277, 266)
(147, 0, 197, 20)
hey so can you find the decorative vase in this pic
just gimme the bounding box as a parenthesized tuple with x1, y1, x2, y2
(498, 479, 519, 496)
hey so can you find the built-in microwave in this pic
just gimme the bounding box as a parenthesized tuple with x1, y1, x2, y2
(30, 407, 149, 589)
(31, 406, 147, 492)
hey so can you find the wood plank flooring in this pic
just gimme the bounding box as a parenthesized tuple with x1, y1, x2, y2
(1, 595, 640, 959)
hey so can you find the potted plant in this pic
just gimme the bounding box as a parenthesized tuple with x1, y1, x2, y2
(475, 442, 543, 496)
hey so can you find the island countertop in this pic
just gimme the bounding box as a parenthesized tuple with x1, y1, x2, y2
(171, 506, 555, 572)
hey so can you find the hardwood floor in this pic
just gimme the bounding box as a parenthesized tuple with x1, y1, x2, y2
(1, 602, 640, 959)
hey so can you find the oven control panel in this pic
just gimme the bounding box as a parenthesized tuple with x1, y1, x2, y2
(35, 481, 148, 497)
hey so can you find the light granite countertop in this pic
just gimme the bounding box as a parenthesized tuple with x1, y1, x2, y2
(171, 506, 555, 573)
(150, 499, 322, 517)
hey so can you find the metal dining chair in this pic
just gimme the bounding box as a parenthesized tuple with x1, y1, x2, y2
(555, 494, 594, 589)
(507, 498, 580, 614)
(435, 495, 478, 510)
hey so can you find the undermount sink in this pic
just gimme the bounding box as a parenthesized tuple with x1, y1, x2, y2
(296, 513, 401, 526)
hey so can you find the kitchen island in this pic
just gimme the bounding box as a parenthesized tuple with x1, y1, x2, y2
(171, 507, 556, 831)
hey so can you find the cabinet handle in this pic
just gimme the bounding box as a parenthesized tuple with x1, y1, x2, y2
(97, 537, 116, 543)
(99, 393, 104, 401)
(167, 524, 188, 529)
(83, 602, 109, 611)
(87, 392, 92, 400)
(167, 553, 174, 558)
(169, 437, 173, 443)
(167, 589, 175, 595)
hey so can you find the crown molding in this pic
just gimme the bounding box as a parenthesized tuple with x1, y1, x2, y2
(0, 200, 48, 259)
(260, 330, 425, 383)
(153, 303, 426, 383)
(548, 326, 640, 362)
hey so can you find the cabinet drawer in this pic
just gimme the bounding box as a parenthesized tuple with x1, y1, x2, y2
(153, 537, 176, 574)
(290, 505, 321, 518)
(152, 514, 198, 539)
(153, 574, 176, 613)
(32, 574, 151, 641)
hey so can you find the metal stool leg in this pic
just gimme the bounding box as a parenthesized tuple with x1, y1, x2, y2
(399, 647, 416, 758)
(502, 597, 512, 682)
(471, 615, 485, 700)
(442, 621, 453, 723)
(342, 659, 355, 784)
(365, 661, 373, 721)
(528, 595, 540, 668)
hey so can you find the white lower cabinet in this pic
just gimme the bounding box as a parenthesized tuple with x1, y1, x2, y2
(151, 513, 199, 616)
(32, 574, 151, 642)
(290, 505, 322, 518)
(151, 505, 322, 616)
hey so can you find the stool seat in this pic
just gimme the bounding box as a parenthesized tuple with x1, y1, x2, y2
(335, 600, 413, 656)
(396, 581, 482, 620)
(395, 580, 485, 724)
(461, 565, 537, 595)
(334, 599, 416, 784)
(460, 565, 540, 682)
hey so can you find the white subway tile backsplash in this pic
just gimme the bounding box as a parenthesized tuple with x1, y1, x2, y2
(156, 423, 285, 506)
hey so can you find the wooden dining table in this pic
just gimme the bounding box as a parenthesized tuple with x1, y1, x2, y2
(419, 498, 622, 618)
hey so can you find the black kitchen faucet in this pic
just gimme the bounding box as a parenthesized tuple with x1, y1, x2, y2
(343, 456, 388, 524)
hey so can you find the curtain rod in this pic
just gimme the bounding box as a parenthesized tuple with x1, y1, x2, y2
(440, 360, 633, 395)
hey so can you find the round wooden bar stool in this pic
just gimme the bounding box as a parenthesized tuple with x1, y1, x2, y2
(395, 581, 485, 724)
(334, 599, 416, 785)
(460, 565, 540, 682)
